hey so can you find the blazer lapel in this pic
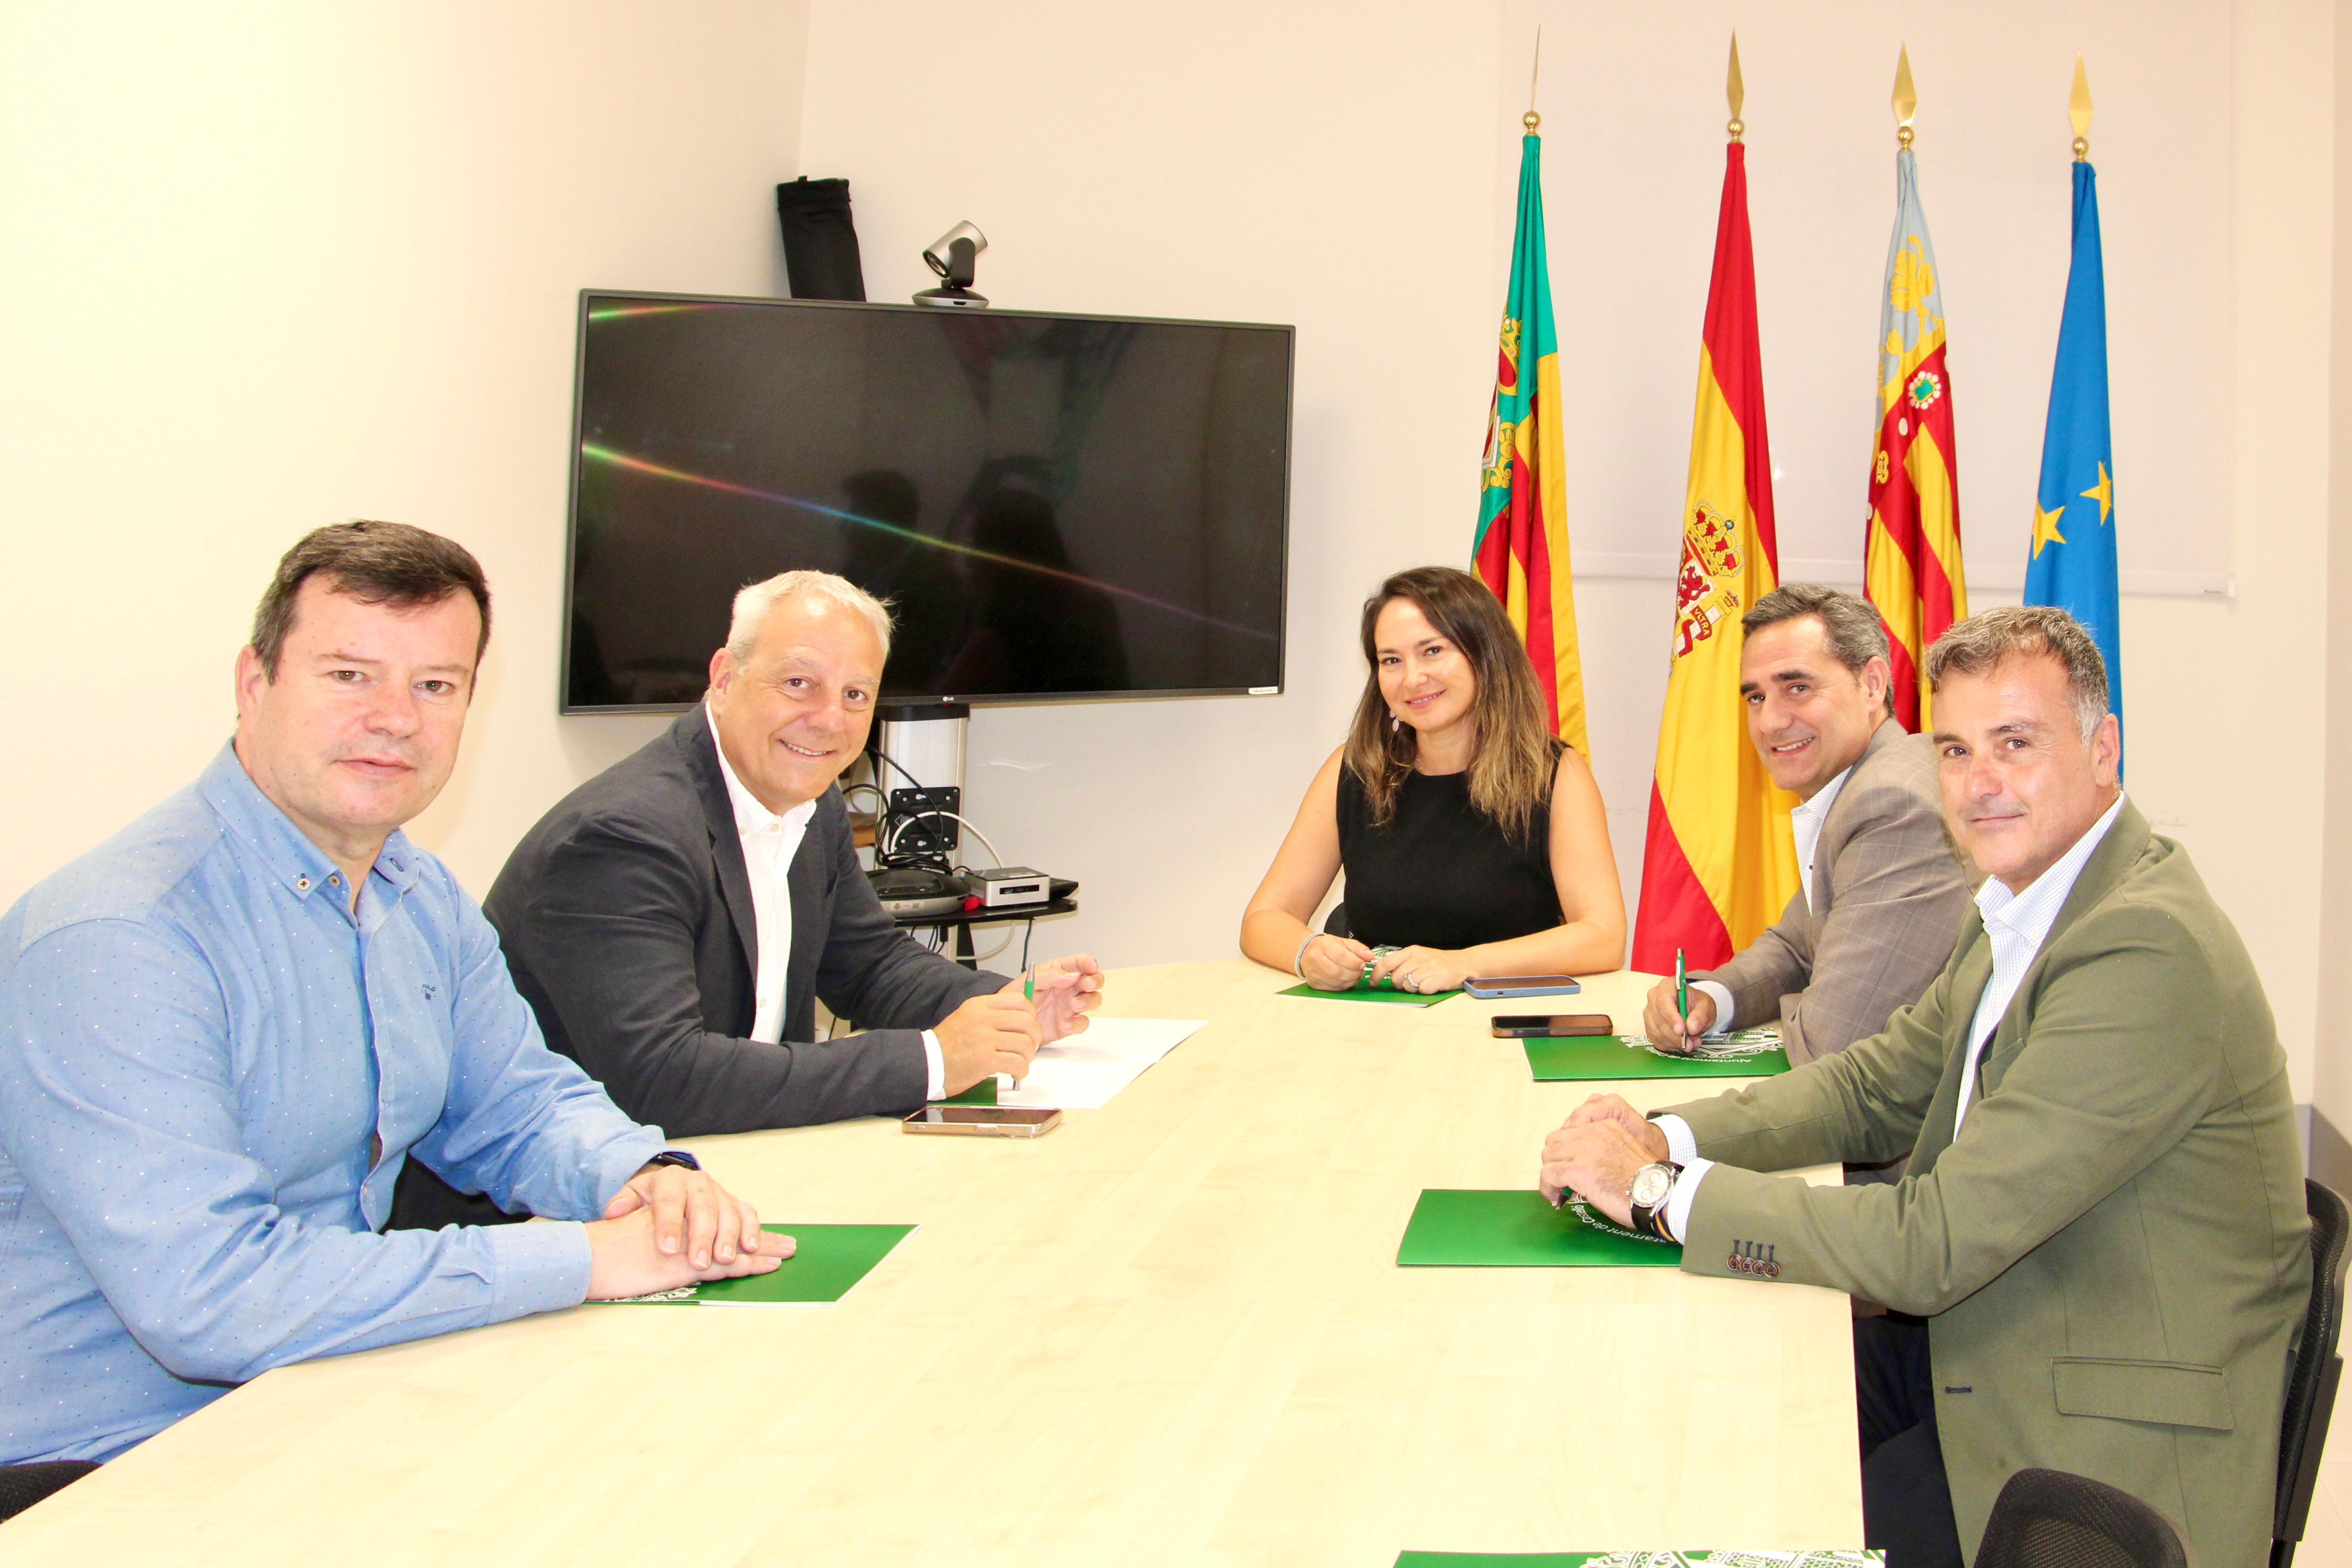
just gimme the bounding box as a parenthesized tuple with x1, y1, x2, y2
(680, 705, 761, 979)
(1909, 915, 1992, 1176)
(783, 792, 834, 1026)
(1973, 799, 2151, 1100)
(1805, 718, 1905, 925)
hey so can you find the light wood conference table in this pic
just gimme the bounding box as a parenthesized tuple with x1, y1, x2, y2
(2, 961, 1861, 1566)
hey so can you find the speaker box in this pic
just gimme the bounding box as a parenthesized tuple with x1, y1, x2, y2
(775, 176, 866, 301)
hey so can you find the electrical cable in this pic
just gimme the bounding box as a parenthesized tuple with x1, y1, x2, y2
(867, 746, 928, 795)
(881, 809, 1005, 869)
(867, 745, 962, 867)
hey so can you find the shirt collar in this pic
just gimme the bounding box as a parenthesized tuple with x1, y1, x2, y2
(196, 741, 423, 902)
(1792, 763, 1855, 825)
(1975, 792, 2128, 933)
(706, 703, 819, 839)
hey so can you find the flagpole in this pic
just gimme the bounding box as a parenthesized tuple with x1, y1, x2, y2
(1726, 31, 1744, 142)
(2070, 53, 2094, 161)
(1893, 42, 1917, 148)
(1525, 26, 1542, 133)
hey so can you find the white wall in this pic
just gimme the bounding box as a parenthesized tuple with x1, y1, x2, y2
(2318, 0, 2352, 1140)
(798, 0, 1508, 975)
(0, 0, 809, 903)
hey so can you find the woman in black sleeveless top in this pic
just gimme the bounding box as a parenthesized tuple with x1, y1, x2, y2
(1242, 567, 1625, 992)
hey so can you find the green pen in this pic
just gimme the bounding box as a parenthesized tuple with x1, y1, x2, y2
(1014, 968, 1035, 1092)
(1676, 947, 1688, 1025)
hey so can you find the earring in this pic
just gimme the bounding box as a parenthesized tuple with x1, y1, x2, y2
(1391, 714, 1402, 733)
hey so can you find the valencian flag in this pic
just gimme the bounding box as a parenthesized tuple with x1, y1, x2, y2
(1630, 138, 1800, 972)
(2025, 94, 2122, 762)
(1862, 143, 1968, 728)
(1474, 124, 1588, 752)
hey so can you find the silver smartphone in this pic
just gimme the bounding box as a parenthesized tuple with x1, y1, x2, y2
(902, 1105, 1063, 1138)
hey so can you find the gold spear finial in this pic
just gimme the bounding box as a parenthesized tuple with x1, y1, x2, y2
(1893, 43, 1917, 149)
(2069, 53, 2094, 161)
(1726, 32, 1745, 142)
(1524, 26, 1542, 133)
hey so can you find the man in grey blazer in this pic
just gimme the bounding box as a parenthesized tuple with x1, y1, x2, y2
(1544, 608, 2307, 1568)
(395, 571, 1100, 1233)
(1645, 584, 1975, 1066)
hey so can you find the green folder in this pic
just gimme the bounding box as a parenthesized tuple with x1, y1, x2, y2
(1396, 1553, 1882, 1567)
(1277, 980, 1456, 1006)
(596, 1223, 916, 1306)
(1396, 1189, 1679, 1268)
(1523, 1029, 1790, 1082)
(933, 1077, 998, 1105)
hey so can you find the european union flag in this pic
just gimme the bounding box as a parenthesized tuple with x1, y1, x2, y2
(2024, 160, 2122, 757)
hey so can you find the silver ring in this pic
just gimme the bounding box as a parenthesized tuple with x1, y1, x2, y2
(1405, 974, 1420, 992)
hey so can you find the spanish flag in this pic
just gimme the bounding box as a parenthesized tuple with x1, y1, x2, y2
(1630, 140, 1800, 972)
(1473, 125, 1587, 753)
(1863, 146, 1968, 728)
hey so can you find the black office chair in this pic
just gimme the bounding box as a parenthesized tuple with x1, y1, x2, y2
(0, 1460, 98, 1522)
(2273, 1177, 2352, 1568)
(1977, 1467, 2189, 1568)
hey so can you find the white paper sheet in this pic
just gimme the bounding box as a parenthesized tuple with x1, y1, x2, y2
(995, 1017, 1207, 1110)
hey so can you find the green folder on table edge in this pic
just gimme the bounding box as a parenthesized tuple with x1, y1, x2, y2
(1277, 980, 1456, 1006)
(1395, 1552, 1883, 1566)
(595, 1224, 915, 1305)
(1396, 1189, 1679, 1268)
(1523, 1032, 1789, 1081)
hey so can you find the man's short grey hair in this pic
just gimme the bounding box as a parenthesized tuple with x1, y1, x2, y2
(1923, 604, 2111, 741)
(724, 570, 894, 664)
(1742, 583, 1893, 712)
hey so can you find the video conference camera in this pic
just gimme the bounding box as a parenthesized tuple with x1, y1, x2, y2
(914, 221, 989, 308)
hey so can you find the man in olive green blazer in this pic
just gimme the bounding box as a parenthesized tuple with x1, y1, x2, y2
(1542, 608, 2308, 1568)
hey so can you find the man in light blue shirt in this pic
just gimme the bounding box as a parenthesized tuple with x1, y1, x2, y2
(0, 522, 789, 1468)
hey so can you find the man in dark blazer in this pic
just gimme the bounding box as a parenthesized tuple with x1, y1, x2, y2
(393, 571, 1100, 1228)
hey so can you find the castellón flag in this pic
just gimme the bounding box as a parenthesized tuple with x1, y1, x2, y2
(1863, 147, 1968, 728)
(1631, 142, 1800, 972)
(2024, 158, 2123, 761)
(1474, 129, 1588, 753)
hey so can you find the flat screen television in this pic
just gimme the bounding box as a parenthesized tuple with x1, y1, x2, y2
(561, 290, 1294, 712)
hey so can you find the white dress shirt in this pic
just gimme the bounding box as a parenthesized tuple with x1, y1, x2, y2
(1653, 792, 2127, 1243)
(708, 707, 946, 1096)
(1689, 761, 1856, 1036)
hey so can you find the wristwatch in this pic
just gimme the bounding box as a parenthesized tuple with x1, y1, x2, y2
(1627, 1161, 1684, 1240)
(643, 1150, 701, 1173)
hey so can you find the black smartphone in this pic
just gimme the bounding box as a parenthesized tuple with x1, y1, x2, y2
(1490, 1013, 1614, 1039)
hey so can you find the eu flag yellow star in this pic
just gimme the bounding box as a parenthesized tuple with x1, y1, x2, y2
(2079, 462, 2113, 525)
(2031, 502, 2068, 559)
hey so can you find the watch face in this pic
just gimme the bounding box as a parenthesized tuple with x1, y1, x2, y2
(1629, 1163, 1673, 1209)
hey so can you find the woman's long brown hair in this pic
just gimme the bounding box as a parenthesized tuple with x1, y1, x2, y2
(1342, 566, 1559, 844)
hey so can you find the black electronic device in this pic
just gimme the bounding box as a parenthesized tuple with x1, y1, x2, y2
(561, 291, 1293, 712)
(1490, 1014, 1615, 1039)
(869, 865, 966, 919)
(882, 785, 960, 862)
